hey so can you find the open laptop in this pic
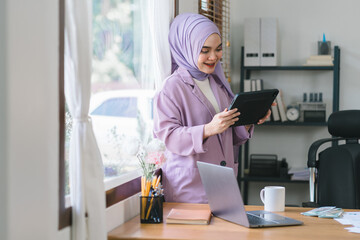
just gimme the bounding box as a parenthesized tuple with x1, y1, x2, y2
(197, 161, 303, 228)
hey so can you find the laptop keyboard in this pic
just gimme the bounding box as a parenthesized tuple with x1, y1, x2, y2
(247, 213, 275, 225)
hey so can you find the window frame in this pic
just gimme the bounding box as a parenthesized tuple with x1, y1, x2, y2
(58, 0, 71, 230)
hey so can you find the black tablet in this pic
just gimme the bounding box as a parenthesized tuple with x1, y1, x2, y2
(229, 89, 279, 126)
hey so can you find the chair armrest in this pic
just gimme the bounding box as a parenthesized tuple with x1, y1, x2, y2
(307, 136, 344, 203)
(307, 137, 344, 168)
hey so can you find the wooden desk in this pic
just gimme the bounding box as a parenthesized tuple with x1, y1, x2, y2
(108, 202, 359, 240)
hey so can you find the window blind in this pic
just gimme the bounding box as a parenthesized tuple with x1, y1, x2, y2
(199, 0, 231, 83)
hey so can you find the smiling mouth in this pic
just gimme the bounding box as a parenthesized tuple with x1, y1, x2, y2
(204, 62, 216, 67)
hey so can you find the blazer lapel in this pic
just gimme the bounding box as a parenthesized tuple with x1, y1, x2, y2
(178, 68, 226, 157)
(208, 75, 231, 155)
(178, 68, 217, 118)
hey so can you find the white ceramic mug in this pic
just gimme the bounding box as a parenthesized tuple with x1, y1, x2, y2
(260, 186, 285, 212)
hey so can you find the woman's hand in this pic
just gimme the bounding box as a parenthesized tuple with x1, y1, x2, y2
(203, 108, 240, 139)
(257, 102, 276, 125)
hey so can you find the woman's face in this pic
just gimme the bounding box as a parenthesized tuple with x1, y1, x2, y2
(197, 33, 222, 74)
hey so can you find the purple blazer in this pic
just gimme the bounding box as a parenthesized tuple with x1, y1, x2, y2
(153, 67, 253, 203)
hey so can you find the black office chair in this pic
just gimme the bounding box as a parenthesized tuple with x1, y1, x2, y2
(305, 110, 360, 209)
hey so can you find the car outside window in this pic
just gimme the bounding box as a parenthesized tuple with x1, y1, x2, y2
(90, 97, 138, 117)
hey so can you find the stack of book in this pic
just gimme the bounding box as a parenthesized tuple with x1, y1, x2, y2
(243, 79, 287, 122)
(243, 79, 263, 92)
(303, 55, 334, 66)
(271, 90, 287, 122)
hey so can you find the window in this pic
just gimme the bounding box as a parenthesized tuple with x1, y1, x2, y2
(60, 0, 172, 229)
(62, 0, 156, 200)
(91, 0, 155, 182)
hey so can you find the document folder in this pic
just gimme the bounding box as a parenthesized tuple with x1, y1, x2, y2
(244, 18, 260, 66)
(260, 18, 279, 66)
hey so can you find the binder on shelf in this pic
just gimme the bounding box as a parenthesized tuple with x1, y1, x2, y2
(244, 18, 261, 66)
(260, 18, 279, 66)
(256, 79, 263, 91)
(243, 79, 263, 92)
(271, 99, 280, 121)
(251, 79, 256, 91)
(244, 79, 251, 92)
(276, 90, 287, 122)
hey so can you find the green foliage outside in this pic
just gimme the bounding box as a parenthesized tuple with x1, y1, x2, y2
(92, 0, 140, 87)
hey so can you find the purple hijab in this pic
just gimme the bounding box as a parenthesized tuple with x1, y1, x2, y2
(168, 13, 234, 97)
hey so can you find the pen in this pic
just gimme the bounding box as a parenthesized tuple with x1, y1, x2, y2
(155, 175, 161, 190)
(146, 176, 159, 220)
(141, 177, 146, 218)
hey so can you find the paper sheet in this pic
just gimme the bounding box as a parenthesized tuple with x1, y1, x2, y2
(335, 212, 360, 233)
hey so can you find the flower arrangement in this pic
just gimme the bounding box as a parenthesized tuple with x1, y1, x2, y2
(125, 138, 166, 222)
(123, 136, 166, 213)
(137, 138, 166, 181)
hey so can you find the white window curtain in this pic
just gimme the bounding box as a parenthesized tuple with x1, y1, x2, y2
(64, 0, 173, 238)
(65, 0, 106, 239)
(140, 0, 173, 90)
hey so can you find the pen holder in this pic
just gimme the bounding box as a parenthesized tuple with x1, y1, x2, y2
(318, 41, 331, 55)
(140, 194, 163, 224)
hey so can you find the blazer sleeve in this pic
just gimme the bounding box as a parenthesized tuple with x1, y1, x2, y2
(232, 124, 253, 146)
(153, 91, 208, 156)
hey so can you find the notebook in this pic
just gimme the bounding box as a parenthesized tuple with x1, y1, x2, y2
(166, 208, 212, 225)
(197, 161, 303, 228)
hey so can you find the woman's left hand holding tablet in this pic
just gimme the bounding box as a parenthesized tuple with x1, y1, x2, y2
(257, 102, 276, 125)
(203, 108, 240, 139)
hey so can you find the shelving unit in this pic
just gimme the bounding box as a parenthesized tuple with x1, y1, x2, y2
(238, 46, 341, 204)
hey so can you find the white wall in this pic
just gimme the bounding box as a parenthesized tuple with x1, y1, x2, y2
(0, 0, 70, 239)
(178, 0, 198, 14)
(230, 0, 360, 205)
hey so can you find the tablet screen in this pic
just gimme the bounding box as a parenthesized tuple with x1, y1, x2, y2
(229, 89, 279, 126)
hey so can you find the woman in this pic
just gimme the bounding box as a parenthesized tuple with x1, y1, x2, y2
(153, 13, 270, 203)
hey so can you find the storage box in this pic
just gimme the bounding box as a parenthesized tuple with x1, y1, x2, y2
(299, 102, 326, 122)
(249, 154, 278, 177)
